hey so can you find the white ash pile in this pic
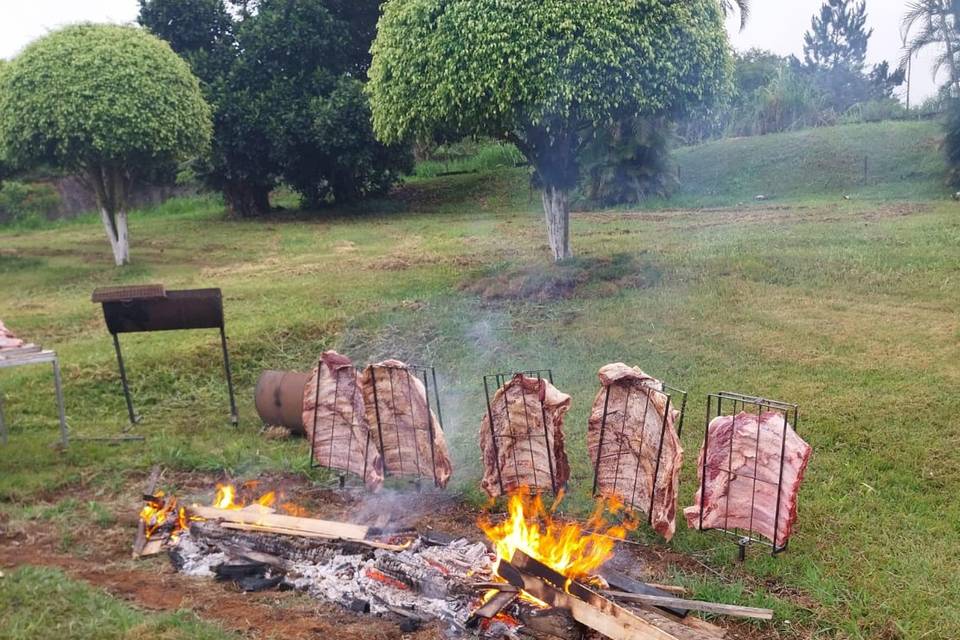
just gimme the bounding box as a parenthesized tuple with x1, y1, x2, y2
(169, 522, 497, 637)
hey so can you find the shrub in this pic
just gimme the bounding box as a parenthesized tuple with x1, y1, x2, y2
(0, 181, 61, 226)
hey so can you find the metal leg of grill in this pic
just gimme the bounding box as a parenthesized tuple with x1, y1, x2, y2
(52, 358, 69, 447)
(0, 393, 7, 446)
(112, 333, 139, 425)
(220, 327, 238, 426)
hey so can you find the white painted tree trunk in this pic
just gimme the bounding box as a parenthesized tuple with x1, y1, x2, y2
(541, 185, 572, 261)
(99, 207, 130, 266)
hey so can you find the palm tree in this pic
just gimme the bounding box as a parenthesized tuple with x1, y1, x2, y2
(902, 0, 960, 93)
(721, 0, 750, 30)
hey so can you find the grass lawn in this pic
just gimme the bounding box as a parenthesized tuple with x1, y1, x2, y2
(1, 121, 958, 639)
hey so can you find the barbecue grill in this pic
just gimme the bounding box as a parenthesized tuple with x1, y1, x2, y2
(92, 285, 238, 426)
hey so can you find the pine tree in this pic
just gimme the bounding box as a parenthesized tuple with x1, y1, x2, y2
(803, 0, 872, 72)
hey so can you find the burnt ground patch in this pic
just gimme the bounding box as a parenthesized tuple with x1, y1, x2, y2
(461, 252, 663, 303)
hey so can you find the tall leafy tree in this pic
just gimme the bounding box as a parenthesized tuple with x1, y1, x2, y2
(802, 0, 901, 113)
(368, 0, 730, 261)
(0, 24, 211, 265)
(139, 0, 409, 217)
(803, 0, 872, 72)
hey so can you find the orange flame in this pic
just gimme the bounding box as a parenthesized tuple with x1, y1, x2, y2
(139, 482, 309, 543)
(479, 487, 636, 583)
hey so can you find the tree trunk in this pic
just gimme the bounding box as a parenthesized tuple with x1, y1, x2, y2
(99, 207, 131, 266)
(87, 165, 132, 266)
(541, 185, 572, 261)
(224, 181, 271, 218)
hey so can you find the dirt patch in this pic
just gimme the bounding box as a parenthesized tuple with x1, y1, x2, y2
(0, 471, 819, 640)
(462, 253, 662, 302)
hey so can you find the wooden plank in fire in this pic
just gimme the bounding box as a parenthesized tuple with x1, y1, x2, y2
(497, 551, 680, 640)
(605, 591, 773, 621)
(189, 505, 369, 541)
(132, 465, 162, 559)
(218, 522, 407, 551)
(600, 567, 689, 616)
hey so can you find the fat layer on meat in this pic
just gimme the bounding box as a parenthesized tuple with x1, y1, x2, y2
(302, 351, 384, 491)
(683, 411, 811, 548)
(480, 374, 571, 498)
(587, 363, 683, 541)
(361, 360, 453, 488)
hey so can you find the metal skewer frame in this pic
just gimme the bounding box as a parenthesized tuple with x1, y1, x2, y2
(591, 377, 687, 530)
(698, 391, 799, 560)
(482, 369, 560, 497)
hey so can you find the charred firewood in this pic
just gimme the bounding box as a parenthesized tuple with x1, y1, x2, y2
(188, 521, 347, 565)
(213, 561, 271, 580)
(518, 607, 584, 640)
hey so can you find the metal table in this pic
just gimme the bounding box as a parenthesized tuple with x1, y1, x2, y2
(0, 349, 69, 446)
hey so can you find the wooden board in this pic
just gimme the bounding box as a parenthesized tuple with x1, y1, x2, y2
(498, 553, 679, 640)
(132, 466, 162, 559)
(601, 567, 689, 616)
(190, 505, 369, 541)
(605, 591, 773, 621)
(218, 522, 406, 551)
(466, 590, 518, 627)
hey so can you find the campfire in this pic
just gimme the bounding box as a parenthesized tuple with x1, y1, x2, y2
(135, 473, 771, 639)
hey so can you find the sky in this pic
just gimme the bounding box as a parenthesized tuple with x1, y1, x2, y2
(0, 0, 946, 104)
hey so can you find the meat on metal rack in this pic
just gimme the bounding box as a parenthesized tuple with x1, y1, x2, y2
(481, 369, 569, 497)
(690, 392, 808, 560)
(590, 368, 687, 534)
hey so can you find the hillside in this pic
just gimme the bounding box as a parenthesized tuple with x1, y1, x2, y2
(669, 120, 947, 206)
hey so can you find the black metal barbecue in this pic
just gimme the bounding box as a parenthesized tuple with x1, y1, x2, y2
(697, 391, 800, 560)
(590, 376, 687, 529)
(482, 369, 561, 496)
(92, 285, 238, 426)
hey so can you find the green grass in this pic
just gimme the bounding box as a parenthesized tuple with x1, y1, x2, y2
(666, 120, 948, 207)
(1, 124, 959, 638)
(0, 566, 239, 640)
(412, 140, 526, 179)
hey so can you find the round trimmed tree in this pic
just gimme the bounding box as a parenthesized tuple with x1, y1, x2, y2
(368, 0, 731, 261)
(0, 24, 212, 265)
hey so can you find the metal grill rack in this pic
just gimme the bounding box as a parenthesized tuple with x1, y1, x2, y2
(482, 369, 561, 496)
(590, 378, 687, 528)
(698, 392, 800, 560)
(368, 363, 445, 489)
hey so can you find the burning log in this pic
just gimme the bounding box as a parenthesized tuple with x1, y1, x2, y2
(497, 551, 679, 640)
(188, 521, 342, 565)
(466, 590, 518, 627)
(132, 465, 162, 558)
